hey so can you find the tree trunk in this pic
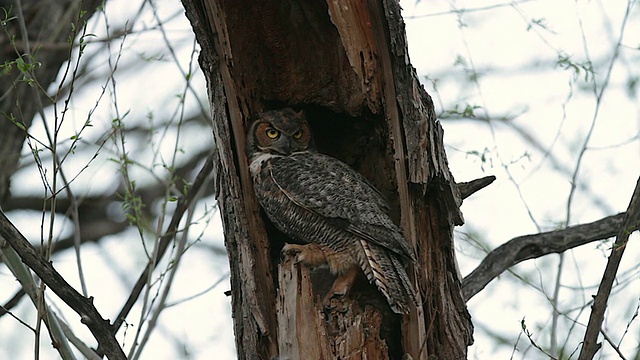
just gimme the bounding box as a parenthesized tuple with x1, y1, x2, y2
(180, 1, 474, 359)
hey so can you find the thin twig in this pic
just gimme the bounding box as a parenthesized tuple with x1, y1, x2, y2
(600, 329, 628, 360)
(0, 211, 126, 359)
(108, 155, 214, 342)
(520, 318, 559, 360)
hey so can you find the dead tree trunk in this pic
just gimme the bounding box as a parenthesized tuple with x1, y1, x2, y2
(180, 1, 474, 358)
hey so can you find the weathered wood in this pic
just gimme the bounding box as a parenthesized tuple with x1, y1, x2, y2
(373, 1, 473, 357)
(457, 176, 497, 200)
(180, 2, 280, 358)
(180, 0, 474, 358)
(277, 258, 390, 359)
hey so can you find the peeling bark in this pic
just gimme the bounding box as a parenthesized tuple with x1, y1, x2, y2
(181, 0, 473, 358)
(277, 259, 390, 359)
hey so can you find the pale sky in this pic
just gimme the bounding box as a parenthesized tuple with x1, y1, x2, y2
(1, 0, 639, 359)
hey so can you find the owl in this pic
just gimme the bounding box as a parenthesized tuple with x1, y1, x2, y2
(246, 108, 417, 314)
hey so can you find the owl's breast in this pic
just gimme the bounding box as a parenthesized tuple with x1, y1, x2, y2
(249, 153, 286, 211)
(249, 154, 338, 245)
(249, 152, 281, 178)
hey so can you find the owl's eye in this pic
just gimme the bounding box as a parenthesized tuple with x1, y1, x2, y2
(292, 130, 303, 139)
(265, 128, 280, 139)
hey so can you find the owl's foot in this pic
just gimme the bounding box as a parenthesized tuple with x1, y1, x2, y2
(281, 243, 327, 267)
(323, 294, 349, 313)
(322, 267, 358, 313)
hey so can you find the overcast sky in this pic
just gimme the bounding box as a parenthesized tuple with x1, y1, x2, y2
(1, 0, 639, 359)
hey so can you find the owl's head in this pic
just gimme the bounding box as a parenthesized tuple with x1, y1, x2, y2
(247, 108, 316, 156)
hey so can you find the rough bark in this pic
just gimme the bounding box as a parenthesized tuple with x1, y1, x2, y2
(180, 0, 473, 359)
(277, 258, 391, 359)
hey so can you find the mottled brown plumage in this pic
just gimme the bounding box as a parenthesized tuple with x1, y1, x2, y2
(247, 108, 417, 314)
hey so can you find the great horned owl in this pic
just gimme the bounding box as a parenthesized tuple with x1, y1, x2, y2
(246, 108, 417, 314)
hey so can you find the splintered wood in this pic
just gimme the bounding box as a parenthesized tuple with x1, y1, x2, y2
(277, 258, 389, 360)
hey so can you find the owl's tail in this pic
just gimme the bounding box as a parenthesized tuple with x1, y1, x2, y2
(359, 240, 418, 314)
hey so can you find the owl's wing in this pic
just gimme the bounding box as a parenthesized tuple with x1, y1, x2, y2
(269, 152, 416, 261)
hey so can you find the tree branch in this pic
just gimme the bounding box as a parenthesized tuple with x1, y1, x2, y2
(462, 212, 635, 301)
(579, 175, 640, 360)
(0, 148, 214, 259)
(107, 155, 214, 343)
(457, 175, 496, 200)
(0, 289, 25, 317)
(0, 211, 126, 360)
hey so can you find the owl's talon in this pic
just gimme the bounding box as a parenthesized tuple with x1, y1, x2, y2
(281, 243, 302, 263)
(323, 293, 348, 313)
(280, 243, 327, 268)
(249, 110, 417, 314)
(322, 296, 335, 311)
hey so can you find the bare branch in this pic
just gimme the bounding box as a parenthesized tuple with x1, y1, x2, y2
(0, 211, 126, 360)
(462, 212, 635, 301)
(106, 154, 214, 351)
(0, 148, 213, 254)
(579, 175, 640, 360)
(457, 175, 496, 199)
(0, 0, 104, 203)
(0, 288, 25, 317)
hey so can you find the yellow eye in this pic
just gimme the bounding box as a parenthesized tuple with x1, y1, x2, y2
(292, 130, 303, 139)
(266, 128, 280, 139)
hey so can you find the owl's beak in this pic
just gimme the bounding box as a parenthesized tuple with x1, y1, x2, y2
(274, 138, 292, 155)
